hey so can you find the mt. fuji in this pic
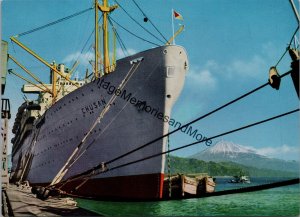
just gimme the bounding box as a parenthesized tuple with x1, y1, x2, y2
(190, 140, 299, 173)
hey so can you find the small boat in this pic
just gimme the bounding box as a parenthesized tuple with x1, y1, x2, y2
(163, 173, 216, 198)
(228, 175, 251, 184)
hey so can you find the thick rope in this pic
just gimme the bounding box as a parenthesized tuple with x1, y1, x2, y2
(59, 108, 299, 184)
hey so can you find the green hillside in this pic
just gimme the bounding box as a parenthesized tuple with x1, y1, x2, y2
(165, 156, 299, 177)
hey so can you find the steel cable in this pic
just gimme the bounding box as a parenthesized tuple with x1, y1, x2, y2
(16, 7, 93, 37)
(131, 0, 168, 43)
(114, 0, 165, 45)
(109, 16, 160, 47)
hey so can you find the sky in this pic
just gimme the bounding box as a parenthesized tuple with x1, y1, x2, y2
(1, 0, 299, 161)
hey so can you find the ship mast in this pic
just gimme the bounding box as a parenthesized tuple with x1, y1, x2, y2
(95, 0, 118, 77)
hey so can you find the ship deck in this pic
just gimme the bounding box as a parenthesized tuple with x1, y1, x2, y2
(2, 184, 100, 216)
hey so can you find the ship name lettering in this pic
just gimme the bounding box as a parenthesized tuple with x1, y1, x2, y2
(81, 99, 107, 115)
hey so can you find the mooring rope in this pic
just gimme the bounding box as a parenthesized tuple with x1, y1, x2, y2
(104, 70, 294, 166)
(55, 108, 299, 186)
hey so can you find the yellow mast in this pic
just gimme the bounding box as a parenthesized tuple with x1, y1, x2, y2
(51, 63, 57, 103)
(95, 0, 99, 77)
(95, 0, 118, 75)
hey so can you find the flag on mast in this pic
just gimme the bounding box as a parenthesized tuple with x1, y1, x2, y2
(173, 10, 183, 20)
(171, 9, 184, 45)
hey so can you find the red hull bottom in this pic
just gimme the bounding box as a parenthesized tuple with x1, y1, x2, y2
(32, 173, 165, 200)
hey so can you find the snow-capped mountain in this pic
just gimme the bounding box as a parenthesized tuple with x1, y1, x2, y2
(190, 140, 299, 173)
(204, 140, 257, 156)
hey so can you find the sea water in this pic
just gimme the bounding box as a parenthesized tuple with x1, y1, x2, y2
(76, 177, 300, 216)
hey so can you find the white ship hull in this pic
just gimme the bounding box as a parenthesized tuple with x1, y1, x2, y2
(11, 45, 188, 199)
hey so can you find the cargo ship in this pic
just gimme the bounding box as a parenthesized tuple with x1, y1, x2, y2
(9, 0, 188, 200)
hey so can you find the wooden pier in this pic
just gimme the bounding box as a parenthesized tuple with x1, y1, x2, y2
(2, 184, 100, 216)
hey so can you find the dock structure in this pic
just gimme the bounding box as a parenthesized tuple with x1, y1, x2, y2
(1, 98, 10, 189)
(2, 184, 100, 216)
(1, 40, 10, 189)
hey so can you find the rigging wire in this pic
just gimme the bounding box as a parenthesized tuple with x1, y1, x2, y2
(80, 14, 103, 55)
(104, 69, 294, 166)
(109, 16, 160, 47)
(114, 27, 128, 57)
(70, 15, 103, 72)
(16, 7, 93, 37)
(65, 15, 102, 83)
(108, 17, 128, 56)
(113, 0, 165, 45)
(131, 0, 168, 43)
(59, 108, 299, 185)
(71, 7, 93, 61)
(275, 26, 299, 67)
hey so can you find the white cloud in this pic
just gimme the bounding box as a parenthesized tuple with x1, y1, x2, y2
(245, 144, 300, 160)
(225, 55, 267, 79)
(63, 51, 94, 67)
(116, 48, 137, 59)
(62, 47, 137, 68)
(195, 42, 277, 81)
(187, 69, 217, 89)
(204, 59, 219, 70)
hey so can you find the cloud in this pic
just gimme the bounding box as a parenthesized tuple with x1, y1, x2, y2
(187, 69, 217, 90)
(225, 55, 267, 79)
(223, 41, 283, 80)
(186, 60, 219, 91)
(195, 42, 276, 82)
(116, 48, 137, 59)
(245, 144, 300, 160)
(62, 47, 137, 68)
(63, 51, 94, 67)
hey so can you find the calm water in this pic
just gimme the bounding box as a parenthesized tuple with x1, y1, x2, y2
(76, 177, 300, 216)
